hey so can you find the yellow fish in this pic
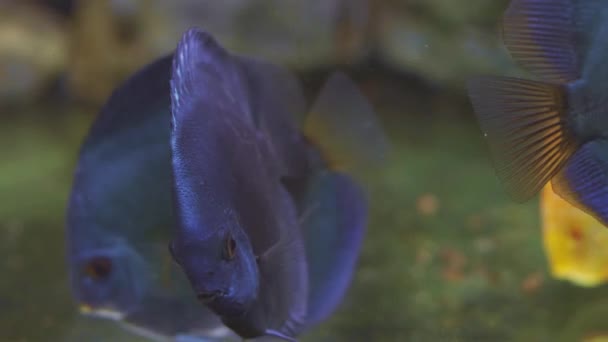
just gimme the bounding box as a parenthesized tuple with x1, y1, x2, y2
(585, 334, 608, 342)
(542, 185, 608, 287)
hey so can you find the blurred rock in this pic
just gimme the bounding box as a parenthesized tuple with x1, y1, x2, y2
(373, 0, 523, 87)
(157, 0, 525, 86)
(156, 0, 370, 67)
(68, 0, 371, 103)
(0, 3, 68, 103)
(67, 0, 164, 103)
(0, 0, 535, 104)
(66, 0, 527, 102)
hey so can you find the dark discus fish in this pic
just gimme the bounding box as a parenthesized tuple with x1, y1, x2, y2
(169, 28, 308, 341)
(65, 54, 234, 341)
(467, 0, 608, 226)
(168, 28, 388, 341)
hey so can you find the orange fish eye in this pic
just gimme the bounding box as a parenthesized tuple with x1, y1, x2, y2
(84, 256, 113, 280)
(224, 235, 237, 261)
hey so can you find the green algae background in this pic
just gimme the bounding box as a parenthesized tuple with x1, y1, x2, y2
(4, 93, 608, 341)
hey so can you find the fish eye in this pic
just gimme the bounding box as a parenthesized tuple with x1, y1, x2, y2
(84, 256, 113, 281)
(223, 234, 237, 261)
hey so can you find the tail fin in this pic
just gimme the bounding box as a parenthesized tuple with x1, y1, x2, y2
(467, 76, 577, 201)
(303, 72, 389, 173)
(552, 140, 608, 227)
(300, 171, 367, 328)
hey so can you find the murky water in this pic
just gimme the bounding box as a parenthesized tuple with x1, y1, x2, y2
(3, 93, 608, 342)
(6, 0, 608, 340)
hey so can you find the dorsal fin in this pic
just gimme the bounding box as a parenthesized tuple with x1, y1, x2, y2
(502, 0, 579, 82)
(82, 54, 173, 150)
(170, 27, 251, 130)
(501, 0, 606, 82)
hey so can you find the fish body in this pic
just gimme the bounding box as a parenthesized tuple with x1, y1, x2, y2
(169, 28, 388, 341)
(68, 25, 388, 341)
(66, 55, 234, 341)
(467, 0, 608, 226)
(169, 29, 308, 340)
(541, 184, 608, 287)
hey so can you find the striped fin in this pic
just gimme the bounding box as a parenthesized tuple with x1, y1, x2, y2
(467, 76, 577, 201)
(502, 0, 580, 82)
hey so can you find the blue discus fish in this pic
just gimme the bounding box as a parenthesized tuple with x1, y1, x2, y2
(66, 54, 234, 341)
(467, 0, 608, 226)
(168, 28, 388, 341)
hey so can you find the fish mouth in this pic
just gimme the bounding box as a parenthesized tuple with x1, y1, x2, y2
(197, 290, 225, 304)
(78, 304, 125, 321)
(198, 292, 250, 317)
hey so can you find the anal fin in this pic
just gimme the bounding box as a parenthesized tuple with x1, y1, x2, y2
(300, 171, 367, 328)
(552, 140, 608, 227)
